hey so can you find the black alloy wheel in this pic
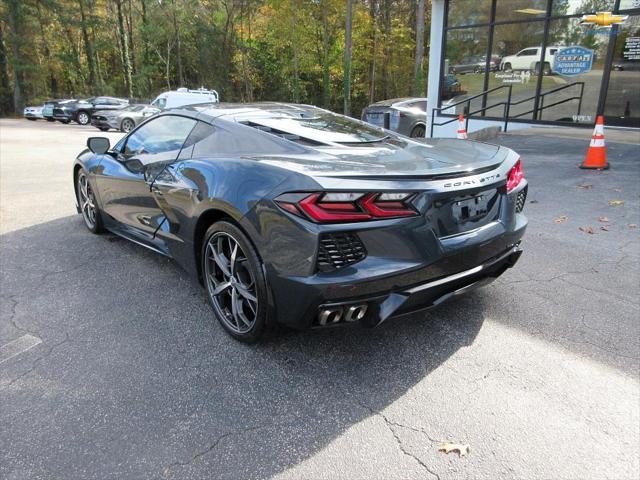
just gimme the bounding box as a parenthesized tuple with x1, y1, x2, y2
(203, 221, 269, 343)
(76, 170, 103, 233)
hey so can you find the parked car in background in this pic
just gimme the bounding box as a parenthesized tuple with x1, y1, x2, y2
(150, 87, 219, 110)
(23, 105, 44, 120)
(43, 99, 75, 122)
(612, 60, 640, 71)
(53, 96, 129, 125)
(448, 55, 497, 74)
(500, 46, 560, 75)
(362, 98, 429, 137)
(91, 104, 160, 132)
(442, 75, 463, 99)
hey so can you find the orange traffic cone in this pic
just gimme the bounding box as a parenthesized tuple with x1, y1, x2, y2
(580, 115, 609, 170)
(456, 114, 468, 139)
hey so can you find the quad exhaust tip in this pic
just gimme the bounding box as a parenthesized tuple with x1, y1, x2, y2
(317, 304, 368, 326)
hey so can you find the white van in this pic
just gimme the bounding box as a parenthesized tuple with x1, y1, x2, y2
(150, 87, 219, 110)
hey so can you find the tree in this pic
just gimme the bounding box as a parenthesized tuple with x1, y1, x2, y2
(343, 0, 353, 116)
(4, 0, 26, 112)
(413, 0, 425, 96)
(78, 0, 97, 92)
(115, 0, 134, 98)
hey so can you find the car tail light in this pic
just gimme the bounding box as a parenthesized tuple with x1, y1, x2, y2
(506, 159, 524, 193)
(276, 192, 417, 223)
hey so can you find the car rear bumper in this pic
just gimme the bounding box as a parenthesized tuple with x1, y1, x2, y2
(317, 244, 522, 328)
(266, 209, 527, 330)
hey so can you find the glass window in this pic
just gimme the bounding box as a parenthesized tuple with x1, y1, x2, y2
(486, 21, 546, 119)
(123, 115, 196, 157)
(552, 0, 615, 16)
(407, 100, 427, 111)
(605, 15, 640, 127)
(152, 97, 167, 109)
(496, 0, 548, 21)
(443, 26, 490, 114)
(530, 17, 612, 124)
(619, 0, 640, 10)
(448, 0, 492, 27)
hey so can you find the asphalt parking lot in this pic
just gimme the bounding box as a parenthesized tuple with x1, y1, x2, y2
(1, 119, 639, 480)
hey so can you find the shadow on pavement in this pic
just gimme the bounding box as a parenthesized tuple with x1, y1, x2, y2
(1, 215, 486, 479)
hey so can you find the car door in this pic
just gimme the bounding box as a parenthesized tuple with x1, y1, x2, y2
(95, 115, 197, 246)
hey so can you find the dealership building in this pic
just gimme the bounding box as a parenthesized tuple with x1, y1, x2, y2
(425, 0, 640, 137)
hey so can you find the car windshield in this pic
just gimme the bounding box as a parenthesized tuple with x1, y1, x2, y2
(123, 105, 145, 112)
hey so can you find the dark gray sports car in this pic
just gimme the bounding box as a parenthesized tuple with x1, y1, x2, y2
(74, 103, 527, 343)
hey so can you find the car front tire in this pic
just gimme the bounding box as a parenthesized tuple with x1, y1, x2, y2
(120, 118, 135, 133)
(77, 111, 90, 125)
(202, 221, 270, 343)
(76, 169, 103, 234)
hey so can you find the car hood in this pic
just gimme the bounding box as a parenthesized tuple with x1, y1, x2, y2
(249, 138, 507, 179)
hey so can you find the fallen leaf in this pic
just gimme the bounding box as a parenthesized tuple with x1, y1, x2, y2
(608, 200, 625, 206)
(579, 226, 596, 234)
(529, 200, 539, 204)
(598, 216, 609, 223)
(629, 224, 638, 229)
(600, 226, 609, 231)
(577, 183, 593, 189)
(554, 215, 568, 224)
(438, 442, 470, 458)
(614, 188, 623, 193)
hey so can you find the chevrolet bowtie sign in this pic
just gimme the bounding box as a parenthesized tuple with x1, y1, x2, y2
(580, 12, 628, 28)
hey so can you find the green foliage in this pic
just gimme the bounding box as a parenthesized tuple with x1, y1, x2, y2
(0, 0, 430, 116)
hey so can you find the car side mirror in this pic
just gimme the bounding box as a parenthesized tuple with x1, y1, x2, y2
(87, 137, 110, 154)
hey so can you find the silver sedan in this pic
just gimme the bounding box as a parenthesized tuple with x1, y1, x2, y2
(361, 98, 428, 138)
(91, 104, 160, 132)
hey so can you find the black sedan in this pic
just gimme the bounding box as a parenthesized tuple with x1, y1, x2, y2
(54, 96, 129, 125)
(74, 103, 527, 343)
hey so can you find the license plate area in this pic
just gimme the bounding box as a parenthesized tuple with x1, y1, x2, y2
(452, 194, 490, 223)
(429, 188, 501, 237)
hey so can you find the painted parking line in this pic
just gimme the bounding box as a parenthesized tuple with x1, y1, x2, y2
(0, 334, 43, 365)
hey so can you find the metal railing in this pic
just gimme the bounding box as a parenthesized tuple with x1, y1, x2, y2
(508, 82, 584, 121)
(429, 80, 586, 137)
(430, 85, 513, 137)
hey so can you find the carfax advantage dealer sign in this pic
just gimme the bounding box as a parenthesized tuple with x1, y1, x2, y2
(552, 46, 594, 76)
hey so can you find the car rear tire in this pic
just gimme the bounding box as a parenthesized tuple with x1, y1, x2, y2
(503, 63, 512, 72)
(202, 221, 270, 343)
(77, 111, 90, 125)
(120, 118, 135, 133)
(76, 169, 103, 234)
(410, 124, 426, 138)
